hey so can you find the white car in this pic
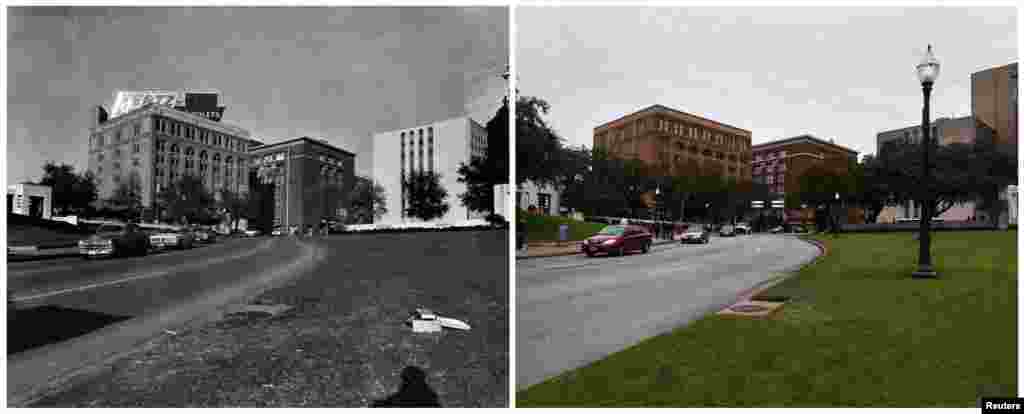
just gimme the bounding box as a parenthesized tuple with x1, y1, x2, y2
(149, 229, 194, 250)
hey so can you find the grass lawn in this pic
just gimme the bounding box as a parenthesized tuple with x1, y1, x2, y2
(521, 214, 607, 242)
(517, 231, 1017, 407)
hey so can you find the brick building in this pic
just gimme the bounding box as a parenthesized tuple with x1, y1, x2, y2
(87, 92, 261, 220)
(593, 104, 752, 182)
(249, 137, 355, 232)
(751, 135, 860, 225)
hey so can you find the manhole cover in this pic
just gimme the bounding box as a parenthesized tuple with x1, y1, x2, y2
(226, 304, 293, 319)
(730, 304, 770, 313)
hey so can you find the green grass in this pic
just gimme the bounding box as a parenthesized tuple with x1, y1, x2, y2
(521, 213, 607, 242)
(517, 231, 1017, 407)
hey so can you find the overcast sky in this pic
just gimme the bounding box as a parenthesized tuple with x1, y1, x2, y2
(517, 6, 1017, 158)
(7, 6, 508, 183)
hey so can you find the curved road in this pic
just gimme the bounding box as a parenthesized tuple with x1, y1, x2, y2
(516, 234, 819, 389)
(7, 236, 322, 406)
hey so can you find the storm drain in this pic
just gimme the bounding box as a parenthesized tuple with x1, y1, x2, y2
(717, 298, 789, 318)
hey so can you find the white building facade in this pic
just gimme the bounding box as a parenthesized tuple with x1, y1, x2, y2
(517, 180, 562, 216)
(7, 183, 53, 219)
(372, 116, 488, 225)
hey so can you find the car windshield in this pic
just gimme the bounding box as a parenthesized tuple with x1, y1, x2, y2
(96, 224, 124, 235)
(598, 226, 626, 236)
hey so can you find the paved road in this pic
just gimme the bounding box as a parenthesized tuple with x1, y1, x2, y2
(516, 234, 819, 389)
(22, 230, 509, 408)
(7, 236, 322, 406)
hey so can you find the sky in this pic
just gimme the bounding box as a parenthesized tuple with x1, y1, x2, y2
(6, 6, 509, 183)
(517, 6, 1017, 158)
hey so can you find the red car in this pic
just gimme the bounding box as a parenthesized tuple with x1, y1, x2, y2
(580, 224, 653, 257)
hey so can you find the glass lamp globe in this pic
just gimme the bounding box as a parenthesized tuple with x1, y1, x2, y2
(916, 45, 941, 84)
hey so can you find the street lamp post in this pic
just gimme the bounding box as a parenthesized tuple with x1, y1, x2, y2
(913, 45, 940, 278)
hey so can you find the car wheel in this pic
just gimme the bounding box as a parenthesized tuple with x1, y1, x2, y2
(617, 246, 626, 256)
(641, 241, 651, 254)
(584, 251, 594, 258)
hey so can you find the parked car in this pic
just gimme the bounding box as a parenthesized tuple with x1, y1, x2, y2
(150, 228, 195, 250)
(79, 223, 151, 259)
(719, 225, 737, 237)
(580, 224, 653, 257)
(734, 222, 751, 234)
(271, 227, 285, 237)
(680, 228, 711, 244)
(243, 229, 262, 237)
(769, 226, 784, 234)
(192, 226, 217, 244)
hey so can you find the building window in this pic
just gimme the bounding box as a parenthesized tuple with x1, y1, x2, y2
(133, 143, 140, 153)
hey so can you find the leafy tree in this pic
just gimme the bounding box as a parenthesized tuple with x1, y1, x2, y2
(457, 157, 495, 215)
(880, 140, 1016, 220)
(551, 145, 592, 213)
(106, 171, 143, 221)
(403, 171, 449, 221)
(157, 175, 215, 225)
(38, 162, 97, 215)
(516, 96, 563, 186)
(346, 176, 388, 224)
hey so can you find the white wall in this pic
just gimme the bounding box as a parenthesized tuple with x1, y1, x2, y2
(373, 116, 484, 225)
(7, 184, 53, 219)
(517, 181, 561, 216)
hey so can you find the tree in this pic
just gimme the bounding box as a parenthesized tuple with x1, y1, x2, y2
(38, 162, 97, 215)
(217, 189, 249, 232)
(157, 175, 215, 225)
(346, 176, 388, 224)
(516, 96, 563, 186)
(106, 171, 143, 221)
(880, 140, 1015, 220)
(403, 171, 449, 221)
(457, 157, 495, 215)
(551, 145, 592, 214)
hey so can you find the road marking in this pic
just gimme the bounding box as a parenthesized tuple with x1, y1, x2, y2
(12, 240, 273, 302)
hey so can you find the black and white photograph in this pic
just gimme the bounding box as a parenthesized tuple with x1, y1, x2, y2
(515, 5, 1017, 407)
(6, 6, 510, 407)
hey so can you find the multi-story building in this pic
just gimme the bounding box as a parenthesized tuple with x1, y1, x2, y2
(593, 104, 752, 182)
(877, 116, 996, 154)
(751, 135, 860, 224)
(372, 116, 488, 225)
(87, 91, 261, 220)
(972, 62, 1018, 150)
(6, 183, 52, 219)
(248, 137, 355, 232)
(875, 116, 997, 223)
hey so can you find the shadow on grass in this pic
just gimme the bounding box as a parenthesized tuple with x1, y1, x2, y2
(371, 366, 442, 408)
(8, 305, 131, 355)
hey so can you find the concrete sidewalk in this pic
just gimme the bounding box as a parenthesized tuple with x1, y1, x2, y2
(516, 238, 677, 260)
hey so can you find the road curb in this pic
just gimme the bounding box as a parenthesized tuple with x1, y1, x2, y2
(515, 239, 677, 261)
(723, 235, 828, 310)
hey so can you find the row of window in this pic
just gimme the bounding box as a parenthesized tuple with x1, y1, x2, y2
(599, 117, 750, 152)
(91, 122, 143, 149)
(153, 116, 246, 152)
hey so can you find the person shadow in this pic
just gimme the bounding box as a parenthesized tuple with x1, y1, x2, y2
(371, 366, 442, 408)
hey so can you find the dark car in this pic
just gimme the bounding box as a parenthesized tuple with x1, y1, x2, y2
(79, 223, 151, 259)
(580, 224, 653, 257)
